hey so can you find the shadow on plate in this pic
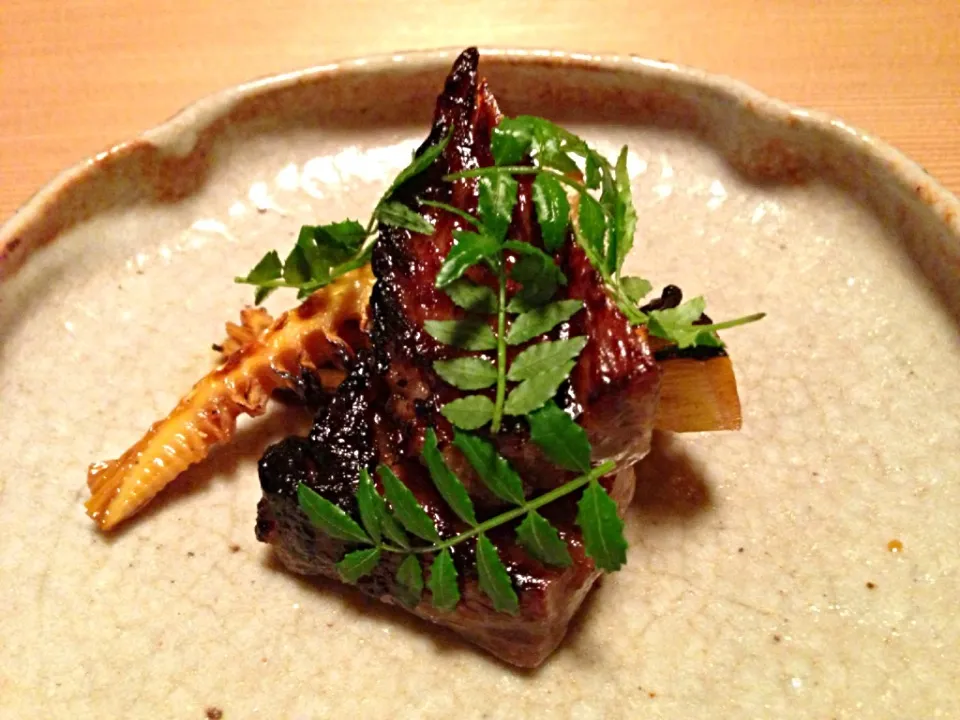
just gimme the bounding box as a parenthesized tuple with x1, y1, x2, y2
(630, 430, 713, 522)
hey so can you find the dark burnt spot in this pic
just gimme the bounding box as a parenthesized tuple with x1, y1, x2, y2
(413, 399, 433, 419)
(258, 437, 320, 499)
(205, 708, 223, 719)
(337, 318, 368, 353)
(653, 344, 727, 362)
(640, 284, 683, 313)
(272, 369, 331, 408)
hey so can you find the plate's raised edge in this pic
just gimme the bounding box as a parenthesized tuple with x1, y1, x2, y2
(1, 46, 959, 271)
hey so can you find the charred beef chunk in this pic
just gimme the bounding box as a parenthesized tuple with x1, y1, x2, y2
(256, 47, 662, 668)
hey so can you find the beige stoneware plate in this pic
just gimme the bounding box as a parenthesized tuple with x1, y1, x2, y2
(1, 49, 958, 719)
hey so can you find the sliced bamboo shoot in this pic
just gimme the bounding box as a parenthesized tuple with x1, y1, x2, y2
(85, 267, 373, 530)
(655, 354, 742, 432)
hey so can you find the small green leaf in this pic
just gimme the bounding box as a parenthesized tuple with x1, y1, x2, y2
(532, 173, 571, 252)
(648, 295, 704, 325)
(378, 505, 411, 551)
(646, 296, 708, 349)
(240, 250, 282, 284)
(500, 116, 581, 174)
(511, 116, 591, 157)
(254, 286, 276, 305)
(584, 152, 602, 189)
(294, 226, 328, 279)
(237, 251, 282, 303)
(527, 401, 591, 472)
(648, 305, 765, 349)
(620, 276, 653, 304)
(381, 129, 452, 202)
(433, 357, 498, 390)
(356, 468, 410, 549)
(478, 173, 519, 242)
(687, 328, 724, 348)
(505, 240, 566, 311)
(299, 222, 364, 277)
(440, 395, 495, 430)
(503, 361, 576, 416)
(283, 245, 312, 285)
(598, 157, 617, 210)
(356, 468, 382, 544)
(576, 479, 628, 572)
(422, 428, 478, 525)
(491, 117, 533, 166)
(504, 294, 542, 314)
(475, 534, 519, 614)
(395, 555, 423, 608)
(297, 484, 371, 545)
(336, 547, 382, 583)
(506, 299, 584, 345)
(312, 219, 368, 251)
(516, 511, 573, 567)
(419, 199, 480, 229)
(377, 465, 442, 543)
(424, 318, 498, 350)
(435, 231, 502, 288)
(444, 278, 498, 314)
(375, 201, 435, 235)
(502, 241, 566, 280)
(611, 146, 637, 275)
(452, 431, 525, 506)
(536, 139, 579, 175)
(507, 337, 588, 382)
(576, 193, 608, 275)
(428, 549, 460, 611)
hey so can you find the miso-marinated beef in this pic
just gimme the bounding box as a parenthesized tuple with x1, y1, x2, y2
(255, 47, 662, 668)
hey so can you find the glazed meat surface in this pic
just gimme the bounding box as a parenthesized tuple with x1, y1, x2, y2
(256, 47, 662, 667)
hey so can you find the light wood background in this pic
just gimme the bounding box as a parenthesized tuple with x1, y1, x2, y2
(2, 0, 958, 220)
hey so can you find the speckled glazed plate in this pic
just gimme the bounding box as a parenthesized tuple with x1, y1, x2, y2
(2, 49, 958, 719)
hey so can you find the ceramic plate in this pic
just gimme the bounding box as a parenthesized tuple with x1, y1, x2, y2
(1, 49, 958, 719)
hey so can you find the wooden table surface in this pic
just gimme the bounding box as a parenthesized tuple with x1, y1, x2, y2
(2, 0, 959, 221)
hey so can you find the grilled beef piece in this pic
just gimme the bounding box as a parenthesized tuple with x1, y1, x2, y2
(372, 48, 660, 504)
(256, 47, 662, 667)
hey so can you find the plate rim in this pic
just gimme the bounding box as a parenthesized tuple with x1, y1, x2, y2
(2, 46, 959, 265)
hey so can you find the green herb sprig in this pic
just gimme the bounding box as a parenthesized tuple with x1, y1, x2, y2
(290, 145, 627, 614)
(237, 112, 767, 615)
(236, 131, 451, 303)
(445, 116, 766, 348)
(423, 170, 587, 434)
(297, 432, 619, 614)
